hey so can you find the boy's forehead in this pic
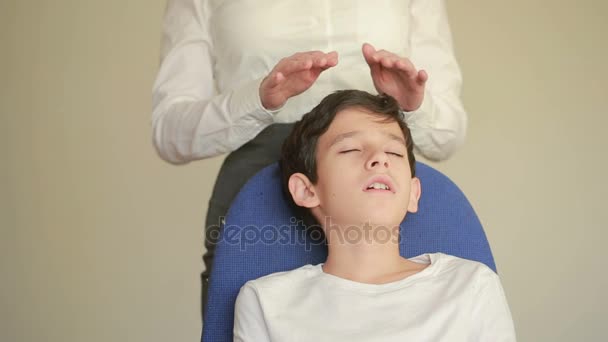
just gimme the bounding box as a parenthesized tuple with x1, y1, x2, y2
(321, 108, 405, 146)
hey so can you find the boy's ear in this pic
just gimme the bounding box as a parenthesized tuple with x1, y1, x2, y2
(406, 177, 422, 213)
(288, 173, 320, 208)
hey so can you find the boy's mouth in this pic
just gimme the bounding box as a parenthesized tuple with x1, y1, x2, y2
(362, 175, 395, 193)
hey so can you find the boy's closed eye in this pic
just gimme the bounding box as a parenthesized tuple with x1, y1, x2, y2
(339, 149, 404, 158)
(339, 149, 361, 154)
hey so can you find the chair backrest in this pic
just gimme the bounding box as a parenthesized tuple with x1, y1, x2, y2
(202, 162, 495, 342)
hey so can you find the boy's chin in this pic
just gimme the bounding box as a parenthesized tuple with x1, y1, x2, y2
(354, 216, 403, 229)
(319, 211, 404, 228)
(361, 212, 405, 227)
(365, 221, 402, 229)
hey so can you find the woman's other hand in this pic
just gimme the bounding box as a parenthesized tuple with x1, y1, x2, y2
(362, 43, 427, 112)
(260, 51, 339, 110)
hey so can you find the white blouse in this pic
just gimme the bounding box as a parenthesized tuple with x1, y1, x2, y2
(152, 0, 468, 164)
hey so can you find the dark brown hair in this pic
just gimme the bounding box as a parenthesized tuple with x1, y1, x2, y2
(279, 89, 416, 226)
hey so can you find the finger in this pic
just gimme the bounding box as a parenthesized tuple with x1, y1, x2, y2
(371, 50, 397, 63)
(277, 58, 313, 75)
(288, 50, 332, 71)
(417, 70, 428, 85)
(325, 51, 339, 67)
(362, 43, 377, 65)
(397, 59, 416, 74)
(291, 50, 321, 59)
(264, 71, 285, 89)
(313, 51, 341, 70)
(293, 50, 326, 63)
(312, 50, 339, 67)
(380, 56, 399, 69)
(313, 56, 328, 68)
(275, 72, 286, 84)
(368, 61, 382, 80)
(319, 62, 337, 72)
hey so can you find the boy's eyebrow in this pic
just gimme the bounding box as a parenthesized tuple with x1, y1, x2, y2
(329, 130, 406, 148)
(386, 133, 407, 146)
(329, 131, 361, 148)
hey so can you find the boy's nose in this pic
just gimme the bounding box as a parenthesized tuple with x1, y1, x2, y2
(366, 151, 390, 169)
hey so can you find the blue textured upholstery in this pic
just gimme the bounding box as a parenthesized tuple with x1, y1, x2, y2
(202, 162, 495, 341)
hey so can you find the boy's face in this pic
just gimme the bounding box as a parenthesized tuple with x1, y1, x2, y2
(289, 107, 420, 228)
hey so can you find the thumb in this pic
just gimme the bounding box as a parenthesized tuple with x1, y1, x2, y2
(361, 43, 377, 65)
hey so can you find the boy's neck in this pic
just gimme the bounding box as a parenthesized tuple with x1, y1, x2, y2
(321, 222, 426, 284)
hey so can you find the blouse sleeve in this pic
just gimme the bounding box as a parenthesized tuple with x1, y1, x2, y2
(151, 0, 277, 164)
(405, 0, 468, 161)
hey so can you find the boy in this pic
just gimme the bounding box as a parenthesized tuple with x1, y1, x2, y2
(233, 90, 516, 341)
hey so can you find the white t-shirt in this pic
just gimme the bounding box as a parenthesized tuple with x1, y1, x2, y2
(234, 253, 516, 342)
(153, 0, 467, 163)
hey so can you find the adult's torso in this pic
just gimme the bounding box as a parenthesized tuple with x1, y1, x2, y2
(208, 0, 413, 121)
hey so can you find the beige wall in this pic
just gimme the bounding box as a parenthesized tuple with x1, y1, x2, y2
(2, 0, 606, 341)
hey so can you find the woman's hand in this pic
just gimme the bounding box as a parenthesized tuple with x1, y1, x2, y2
(260, 51, 339, 110)
(362, 43, 427, 112)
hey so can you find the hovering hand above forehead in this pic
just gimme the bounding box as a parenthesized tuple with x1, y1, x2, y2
(259, 51, 339, 110)
(362, 43, 427, 112)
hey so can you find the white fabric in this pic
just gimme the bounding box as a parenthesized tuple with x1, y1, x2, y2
(234, 253, 516, 342)
(152, 0, 468, 164)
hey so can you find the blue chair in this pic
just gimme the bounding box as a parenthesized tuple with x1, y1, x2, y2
(202, 162, 496, 342)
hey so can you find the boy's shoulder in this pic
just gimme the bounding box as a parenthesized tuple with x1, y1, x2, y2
(434, 253, 495, 272)
(241, 264, 321, 293)
(432, 253, 501, 288)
